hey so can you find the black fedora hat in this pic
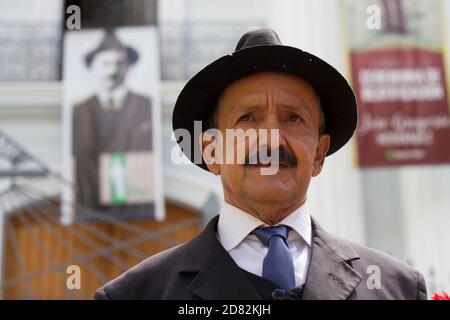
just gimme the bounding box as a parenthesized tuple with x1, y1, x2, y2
(172, 28, 358, 171)
(84, 30, 139, 67)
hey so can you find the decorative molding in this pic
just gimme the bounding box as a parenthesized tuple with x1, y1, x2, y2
(0, 81, 185, 110)
(0, 82, 61, 109)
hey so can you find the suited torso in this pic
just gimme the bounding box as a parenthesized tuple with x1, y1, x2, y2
(94, 215, 427, 300)
(72, 91, 153, 217)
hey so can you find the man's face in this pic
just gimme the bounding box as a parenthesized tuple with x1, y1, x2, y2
(204, 72, 330, 218)
(90, 49, 129, 91)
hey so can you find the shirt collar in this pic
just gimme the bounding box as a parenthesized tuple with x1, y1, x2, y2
(217, 199, 312, 252)
(96, 85, 128, 109)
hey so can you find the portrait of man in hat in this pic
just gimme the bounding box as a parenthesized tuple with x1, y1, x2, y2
(72, 30, 154, 216)
(95, 29, 427, 300)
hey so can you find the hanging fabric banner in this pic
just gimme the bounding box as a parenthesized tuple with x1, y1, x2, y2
(62, 26, 164, 222)
(343, 0, 450, 167)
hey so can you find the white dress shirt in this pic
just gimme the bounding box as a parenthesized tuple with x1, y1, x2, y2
(96, 85, 128, 110)
(217, 200, 312, 287)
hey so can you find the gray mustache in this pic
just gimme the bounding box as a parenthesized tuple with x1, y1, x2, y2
(244, 146, 297, 167)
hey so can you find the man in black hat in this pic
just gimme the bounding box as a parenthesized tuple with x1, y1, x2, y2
(95, 29, 427, 299)
(72, 31, 153, 216)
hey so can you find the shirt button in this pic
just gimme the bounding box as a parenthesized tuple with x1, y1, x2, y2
(272, 288, 287, 300)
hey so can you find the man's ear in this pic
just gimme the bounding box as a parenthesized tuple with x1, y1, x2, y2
(312, 133, 330, 177)
(200, 131, 221, 175)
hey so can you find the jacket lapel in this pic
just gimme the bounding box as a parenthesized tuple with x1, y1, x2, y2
(178, 215, 261, 300)
(302, 218, 363, 300)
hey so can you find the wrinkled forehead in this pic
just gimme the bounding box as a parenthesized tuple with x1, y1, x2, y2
(216, 72, 321, 116)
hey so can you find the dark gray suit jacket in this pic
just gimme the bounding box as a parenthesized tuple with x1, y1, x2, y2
(94, 215, 427, 300)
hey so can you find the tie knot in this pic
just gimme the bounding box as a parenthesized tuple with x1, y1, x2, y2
(252, 225, 290, 246)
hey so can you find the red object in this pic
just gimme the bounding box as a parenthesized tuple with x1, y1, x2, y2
(351, 48, 450, 167)
(432, 291, 450, 300)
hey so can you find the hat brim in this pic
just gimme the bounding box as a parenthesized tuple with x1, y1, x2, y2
(172, 45, 358, 171)
(85, 46, 139, 67)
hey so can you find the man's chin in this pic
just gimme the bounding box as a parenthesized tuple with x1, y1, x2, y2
(243, 164, 294, 176)
(103, 82, 123, 91)
(244, 182, 294, 199)
(246, 190, 293, 203)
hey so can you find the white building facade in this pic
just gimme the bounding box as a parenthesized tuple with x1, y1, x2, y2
(0, 0, 449, 294)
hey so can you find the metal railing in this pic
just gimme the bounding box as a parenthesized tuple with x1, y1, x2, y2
(0, 23, 62, 81)
(160, 21, 265, 80)
(0, 21, 266, 82)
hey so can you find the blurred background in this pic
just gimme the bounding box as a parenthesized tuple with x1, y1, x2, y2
(0, 0, 449, 299)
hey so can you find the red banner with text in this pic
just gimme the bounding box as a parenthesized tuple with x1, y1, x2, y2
(344, 0, 450, 167)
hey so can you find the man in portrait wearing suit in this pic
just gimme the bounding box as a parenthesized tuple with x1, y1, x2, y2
(94, 29, 427, 300)
(72, 30, 153, 217)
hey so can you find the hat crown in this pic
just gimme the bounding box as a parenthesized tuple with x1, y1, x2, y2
(98, 31, 126, 51)
(235, 28, 282, 51)
(84, 30, 139, 67)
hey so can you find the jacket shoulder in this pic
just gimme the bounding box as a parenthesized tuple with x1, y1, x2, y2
(73, 96, 98, 111)
(94, 243, 185, 300)
(331, 234, 427, 299)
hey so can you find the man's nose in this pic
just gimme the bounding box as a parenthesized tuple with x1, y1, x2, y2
(109, 68, 119, 75)
(259, 114, 286, 149)
(105, 63, 119, 74)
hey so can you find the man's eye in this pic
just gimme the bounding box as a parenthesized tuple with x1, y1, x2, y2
(239, 114, 252, 121)
(287, 114, 301, 122)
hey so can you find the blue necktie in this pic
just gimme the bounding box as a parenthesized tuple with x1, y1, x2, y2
(252, 225, 295, 290)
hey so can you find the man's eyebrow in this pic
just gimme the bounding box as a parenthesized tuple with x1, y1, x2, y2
(229, 99, 317, 115)
(278, 102, 314, 117)
(232, 104, 262, 113)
